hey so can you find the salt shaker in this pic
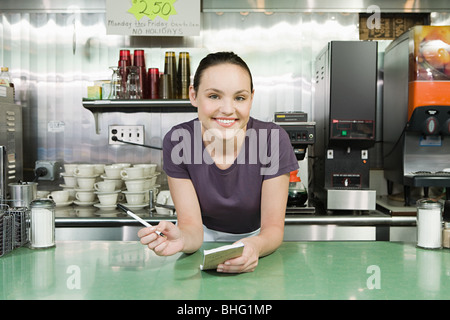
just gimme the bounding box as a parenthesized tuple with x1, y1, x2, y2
(416, 198, 442, 249)
(30, 199, 56, 249)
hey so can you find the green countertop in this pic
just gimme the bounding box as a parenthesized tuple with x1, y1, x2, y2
(1, 241, 450, 300)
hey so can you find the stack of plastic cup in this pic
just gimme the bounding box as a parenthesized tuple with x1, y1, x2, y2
(164, 51, 177, 99)
(133, 49, 147, 98)
(148, 68, 160, 99)
(177, 52, 190, 99)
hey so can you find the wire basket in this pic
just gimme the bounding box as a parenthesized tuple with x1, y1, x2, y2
(0, 211, 14, 258)
(0, 203, 30, 257)
(11, 207, 29, 248)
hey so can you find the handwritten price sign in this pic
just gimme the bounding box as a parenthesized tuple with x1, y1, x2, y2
(106, 0, 200, 36)
(128, 0, 177, 21)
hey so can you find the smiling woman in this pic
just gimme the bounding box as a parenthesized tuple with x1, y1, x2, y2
(192, 62, 253, 164)
(137, 52, 299, 273)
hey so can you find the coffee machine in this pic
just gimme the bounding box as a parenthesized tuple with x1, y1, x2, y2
(383, 26, 450, 205)
(313, 41, 378, 212)
(275, 111, 315, 210)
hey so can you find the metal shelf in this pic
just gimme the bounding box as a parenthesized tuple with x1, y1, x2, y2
(82, 99, 197, 133)
(82, 98, 196, 113)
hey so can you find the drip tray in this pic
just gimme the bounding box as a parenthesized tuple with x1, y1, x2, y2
(407, 170, 450, 176)
(404, 173, 450, 187)
(286, 206, 315, 215)
(376, 195, 417, 216)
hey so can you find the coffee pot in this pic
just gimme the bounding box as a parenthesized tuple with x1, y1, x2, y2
(287, 170, 307, 207)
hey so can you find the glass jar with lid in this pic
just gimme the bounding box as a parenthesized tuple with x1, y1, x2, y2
(30, 199, 56, 249)
(416, 198, 442, 249)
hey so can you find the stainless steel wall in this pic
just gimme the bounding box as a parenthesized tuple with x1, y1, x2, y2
(0, 1, 449, 187)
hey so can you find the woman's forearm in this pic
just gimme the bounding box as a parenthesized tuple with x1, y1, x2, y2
(168, 177, 204, 254)
(253, 173, 289, 257)
(241, 224, 284, 258)
(179, 223, 204, 254)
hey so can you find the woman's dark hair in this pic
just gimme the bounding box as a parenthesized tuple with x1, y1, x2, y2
(192, 51, 253, 93)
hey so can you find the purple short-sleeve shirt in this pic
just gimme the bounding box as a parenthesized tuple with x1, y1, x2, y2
(163, 117, 298, 234)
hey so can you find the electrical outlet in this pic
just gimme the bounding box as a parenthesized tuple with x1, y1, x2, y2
(35, 160, 61, 181)
(109, 125, 145, 145)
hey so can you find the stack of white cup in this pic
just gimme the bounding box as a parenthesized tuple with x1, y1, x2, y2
(56, 162, 159, 210)
(120, 163, 159, 208)
(94, 164, 128, 209)
(102, 164, 126, 189)
(72, 164, 103, 206)
(60, 164, 78, 202)
(58, 163, 104, 206)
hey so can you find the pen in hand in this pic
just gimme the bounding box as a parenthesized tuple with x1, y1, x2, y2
(117, 203, 166, 237)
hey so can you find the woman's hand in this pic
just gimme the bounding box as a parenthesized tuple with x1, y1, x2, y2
(216, 238, 260, 273)
(137, 221, 185, 256)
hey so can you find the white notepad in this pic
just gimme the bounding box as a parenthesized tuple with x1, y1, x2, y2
(200, 242, 245, 271)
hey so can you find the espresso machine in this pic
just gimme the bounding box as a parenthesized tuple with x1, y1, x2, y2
(383, 26, 450, 206)
(275, 111, 315, 211)
(312, 41, 378, 212)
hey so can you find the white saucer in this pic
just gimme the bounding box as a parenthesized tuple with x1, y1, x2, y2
(100, 174, 122, 180)
(122, 203, 148, 209)
(59, 184, 77, 189)
(94, 203, 117, 210)
(122, 190, 147, 194)
(120, 176, 147, 181)
(73, 173, 100, 178)
(74, 200, 98, 206)
(55, 201, 73, 207)
(60, 172, 74, 177)
(74, 188, 95, 192)
(121, 173, 160, 181)
(94, 190, 121, 194)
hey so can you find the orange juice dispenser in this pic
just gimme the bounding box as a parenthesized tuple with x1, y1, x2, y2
(383, 26, 450, 206)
